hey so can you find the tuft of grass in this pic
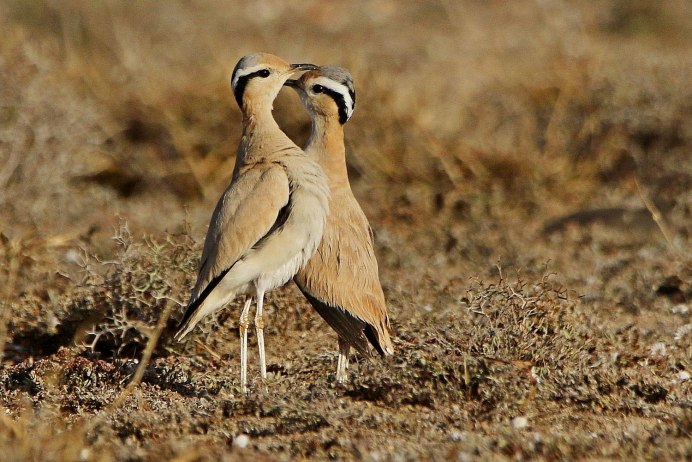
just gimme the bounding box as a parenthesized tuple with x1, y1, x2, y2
(72, 221, 198, 358)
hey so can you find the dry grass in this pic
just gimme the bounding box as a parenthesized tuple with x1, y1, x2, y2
(1, 0, 691, 460)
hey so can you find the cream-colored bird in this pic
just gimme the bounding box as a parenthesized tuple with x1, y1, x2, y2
(174, 53, 329, 393)
(286, 66, 394, 383)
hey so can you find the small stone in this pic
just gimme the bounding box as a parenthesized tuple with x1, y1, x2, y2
(449, 430, 464, 442)
(233, 434, 250, 449)
(677, 371, 690, 382)
(458, 452, 473, 462)
(511, 416, 529, 429)
(650, 342, 666, 356)
(674, 324, 691, 341)
(671, 304, 689, 314)
(64, 248, 83, 265)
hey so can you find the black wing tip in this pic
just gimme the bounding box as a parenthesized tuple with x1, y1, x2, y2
(363, 324, 386, 357)
(298, 285, 386, 357)
(173, 301, 200, 341)
(175, 265, 235, 339)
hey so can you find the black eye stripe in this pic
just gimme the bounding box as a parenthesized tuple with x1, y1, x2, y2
(320, 86, 351, 124)
(233, 69, 271, 106)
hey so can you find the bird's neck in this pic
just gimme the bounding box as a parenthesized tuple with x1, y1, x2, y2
(306, 117, 349, 188)
(242, 99, 281, 136)
(237, 100, 291, 164)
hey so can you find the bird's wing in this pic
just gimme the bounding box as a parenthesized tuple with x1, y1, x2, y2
(176, 162, 289, 334)
(295, 199, 393, 356)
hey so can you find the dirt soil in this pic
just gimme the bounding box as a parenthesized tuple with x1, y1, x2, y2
(1, 1, 690, 460)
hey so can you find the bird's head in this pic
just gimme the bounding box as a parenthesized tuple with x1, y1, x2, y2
(284, 65, 356, 125)
(230, 52, 318, 110)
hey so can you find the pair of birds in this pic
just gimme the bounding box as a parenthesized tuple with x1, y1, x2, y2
(173, 53, 393, 393)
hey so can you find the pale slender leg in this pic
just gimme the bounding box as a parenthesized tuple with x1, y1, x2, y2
(238, 296, 252, 394)
(336, 338, 350, 384)
(254, 288, 267, 386)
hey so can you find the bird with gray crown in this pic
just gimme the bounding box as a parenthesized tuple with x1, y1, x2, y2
(174, 53, 330, 394)
(286, 66, 394, 383)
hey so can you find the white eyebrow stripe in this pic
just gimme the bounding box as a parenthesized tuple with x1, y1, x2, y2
(312, 77, 354, 118)
(231, 65, 268, 89)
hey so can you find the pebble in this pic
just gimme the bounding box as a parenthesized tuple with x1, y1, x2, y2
(674, 324, 691, 341)
(233, 434, 250, 449)
(511, 416, 529, 429)
(458, 452, 474, 462)
(650, 342, 666, 356)
(671, 304, 689, 314)
(449, 430, 464, 442)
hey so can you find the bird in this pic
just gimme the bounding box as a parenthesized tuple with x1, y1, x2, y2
(174, 53, 330, 393)
(286, 66, 394, 383)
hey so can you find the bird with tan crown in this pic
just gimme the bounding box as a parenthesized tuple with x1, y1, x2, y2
(286, 66, 394, 383)
(174, 53, 329, 393)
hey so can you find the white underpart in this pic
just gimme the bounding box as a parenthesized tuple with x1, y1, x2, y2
(231, 65, 269, 90)
(212, 238, 316, 296)
(312, 76, 354, 120)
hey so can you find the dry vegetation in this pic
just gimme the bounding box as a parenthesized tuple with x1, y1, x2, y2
(1, 0, 691, 460)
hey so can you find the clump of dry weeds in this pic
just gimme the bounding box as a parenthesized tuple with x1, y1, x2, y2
(73, 222, 197, 358)
(348, 269, 590, 413)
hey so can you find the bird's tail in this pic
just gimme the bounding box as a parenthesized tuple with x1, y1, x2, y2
(173, 307, 205, 341)
(174, 287, 236, 341)
(364, 317, 394, 357)
(379, 325, 395, 356)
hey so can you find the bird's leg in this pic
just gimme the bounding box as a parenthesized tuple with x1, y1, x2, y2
(239, 296, 252, 394)
(254, 289, 267, 387)
(336, 338, 350, 383)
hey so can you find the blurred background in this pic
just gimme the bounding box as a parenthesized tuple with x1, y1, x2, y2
(0, 1, 690, 459)
(1, 0, 690, 257)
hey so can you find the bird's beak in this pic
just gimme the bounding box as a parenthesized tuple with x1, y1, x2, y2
(284, 79, 300, 88)
(290, 63, 319, 71)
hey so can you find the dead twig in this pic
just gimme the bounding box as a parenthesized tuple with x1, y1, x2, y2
(194, 338, 222, 361)
(635, 178, 680, 254)
(0, 238, 21, 364)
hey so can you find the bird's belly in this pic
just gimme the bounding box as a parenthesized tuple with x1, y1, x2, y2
(235, 282, 253, 296)
(255, 250, 308, 293)
(212, 277, 252, 303)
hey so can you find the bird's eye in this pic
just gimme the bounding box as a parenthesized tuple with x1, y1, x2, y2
(258, 69, 270, 78)
(312, 84, 324, 94)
